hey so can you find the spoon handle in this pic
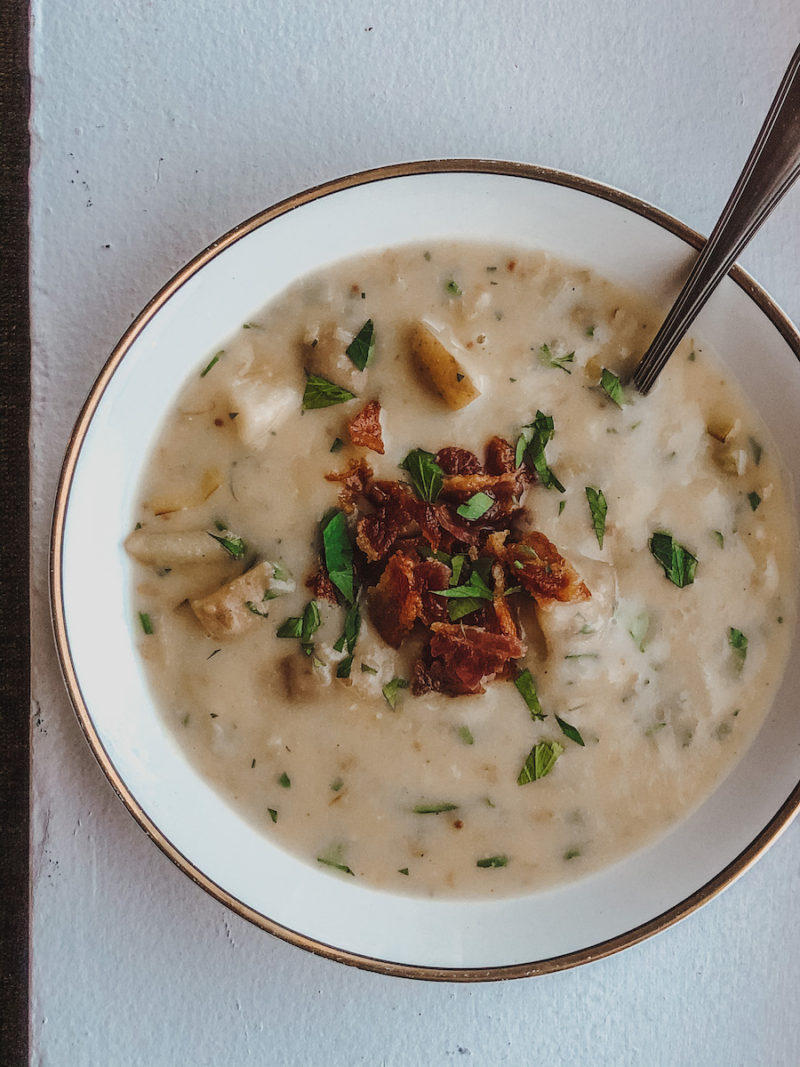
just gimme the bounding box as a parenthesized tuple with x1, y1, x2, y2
(633, 44, 800, 395)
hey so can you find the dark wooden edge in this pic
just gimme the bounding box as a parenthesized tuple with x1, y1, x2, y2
(0, 1, 31, 1062)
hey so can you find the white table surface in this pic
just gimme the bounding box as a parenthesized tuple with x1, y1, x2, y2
(30, 3, 800, 1064)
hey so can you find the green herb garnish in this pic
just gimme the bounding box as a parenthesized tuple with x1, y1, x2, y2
(628, 612, 649, 652)
(555, 715, 585, 746)
(207, 531, 247, 559)
(317, 845, 354, 876)
(360, 663, 377, 674)
(748, 491, 761, 511)
(712, 530, 725, 548)
(585, 487, 608, 549)
(301, 372, 356, 410)
(445, 279, 462, 297)
(382, 676, 409, 710)
(278, 772, 291, 788)
(200, 350, 223, 377)
(749, 437, 763, 465)
(457, 725, 475, 745)
(649, 531, 698, 588)
(400, 448, 444, 503)
(476, 855, 508, 868)
(514, 669, 545, 721)
(728, 627, 748, 671)
(517, 740, 564, 784)
(456, 492, 494, 520)
(329, 436, 344, 453)
(398, 867, 409, 875)
(538, 343, 574, 374)
(138, 611, 153, 635)
(600, 367, 624, 407)
(413, 802, 459, 814)
(245, 600, 270, 618)
(336, 655, 353, 678)
(268, 808, 278, 823)
(321, 508, 356, 604)
(276, 599, 321, 655)
(345, 319, 375, 371)
(516, 411, 565, 492)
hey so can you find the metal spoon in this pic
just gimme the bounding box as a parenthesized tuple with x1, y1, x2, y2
(633, 44, 800, 395)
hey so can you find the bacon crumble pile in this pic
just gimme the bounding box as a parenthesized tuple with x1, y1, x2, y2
(317, 411, 591, 699)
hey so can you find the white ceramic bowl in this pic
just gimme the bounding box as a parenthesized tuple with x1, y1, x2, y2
(52, 161, 800, 980)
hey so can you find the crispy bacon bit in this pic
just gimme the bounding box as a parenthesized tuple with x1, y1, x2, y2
(368, 551, 422, 647)
(415, 558, 451, 625)
(348, 399, 384, 454)
(435, 447, 482, 475)
(505, 531, 590, 604)
(413, 624, 526, 696)
(490, 562, 517, 637)
(484, 436, 516, 474)
(326, 458, 373, 512)
(306, 563, 339, 605)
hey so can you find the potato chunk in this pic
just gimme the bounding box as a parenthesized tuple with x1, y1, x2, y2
(125, 528, 221, 566)
(190, 561, 277, 639)
(407, 323, 479, 410)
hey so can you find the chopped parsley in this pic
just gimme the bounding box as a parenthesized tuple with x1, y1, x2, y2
(628, 612, 649, 652)
(538, 343, 574, 374)
(138, 611, 153, 635)
(400, 448, 444, 503)
(748, 491, 761, 511)
(457, 725, 475, 745)
(268, 808, 278, 823)
(317, 845, 354, 876)
(382, 676, 409, 710)
(301, 372, 356, 410)
(456, 491, 494, 520)
(749, 437, 763, 465)
(200, 350, 223, 377)
(585, 487, 607, 549)
(321, 509, 356, 603)
(276, 599, 321, 655)
(278, 772, 291, 788)
(517, 740, 564, 784)
(514, 669, 545, 720)
(345, 319, 375, 371)
(516, 411, 565, 492)
(445, 279, 462, 297)
(600, 367, 624, 407)
(360, 662, 378, 674)
(245, 600, 271, 618)
(476, 855, 508, 868)
(555, 715, 585, 746)
(728, 627, 748, 671)
(649, 531, 698, 587)
(207, 531, 247, 559)
(413, 802, 459, 814)
(398, 867, 409, 876)
(329, 436, 344, 453)
(712, 530, 725, 548)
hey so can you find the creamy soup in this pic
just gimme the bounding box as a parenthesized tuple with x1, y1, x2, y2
(128, 243, 797, 898)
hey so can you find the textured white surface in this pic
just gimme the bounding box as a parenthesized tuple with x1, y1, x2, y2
(30, 2, 800, 1065)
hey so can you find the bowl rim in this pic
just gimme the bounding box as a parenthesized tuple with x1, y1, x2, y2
(50, 158, 800, 982)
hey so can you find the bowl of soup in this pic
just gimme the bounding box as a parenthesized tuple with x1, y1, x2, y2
(52, 160, 800, 979)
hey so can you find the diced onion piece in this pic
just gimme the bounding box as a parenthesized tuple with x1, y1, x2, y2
(407, 323, 480, 410)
